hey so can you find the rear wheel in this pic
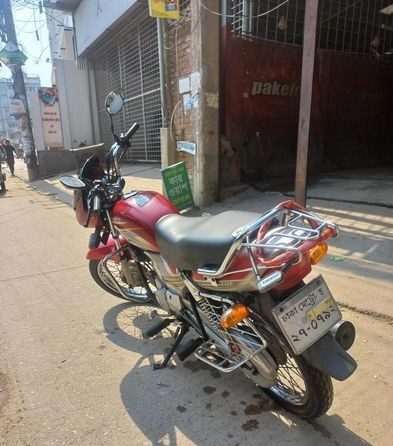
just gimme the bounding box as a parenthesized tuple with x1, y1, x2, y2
(263, 352, 333, 419)
(89, 258, 155, 304)
(251, 315, 333, 418)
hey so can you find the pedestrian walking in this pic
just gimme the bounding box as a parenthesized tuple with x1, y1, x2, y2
(1, 139, 18, 176)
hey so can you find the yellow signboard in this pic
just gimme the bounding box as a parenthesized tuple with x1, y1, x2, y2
(149, 0, 180, 19)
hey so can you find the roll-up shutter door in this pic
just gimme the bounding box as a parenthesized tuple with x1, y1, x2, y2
(92, 11, 161, 162)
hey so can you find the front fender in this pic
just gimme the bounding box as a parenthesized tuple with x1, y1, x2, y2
(301, 333, 357, 381)
(86, 235, 127, 263)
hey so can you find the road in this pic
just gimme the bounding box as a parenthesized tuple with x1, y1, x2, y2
(0, 169, 393, 446)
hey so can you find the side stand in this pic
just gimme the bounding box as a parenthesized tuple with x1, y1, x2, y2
(152, 322, 189, 370)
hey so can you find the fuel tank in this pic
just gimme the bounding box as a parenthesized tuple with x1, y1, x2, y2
(111, 191, 179, 252)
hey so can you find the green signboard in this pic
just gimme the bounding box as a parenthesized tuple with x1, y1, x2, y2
(161, 161, 194, 211)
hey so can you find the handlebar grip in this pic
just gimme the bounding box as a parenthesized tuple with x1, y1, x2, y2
(123, 123, 139, 142)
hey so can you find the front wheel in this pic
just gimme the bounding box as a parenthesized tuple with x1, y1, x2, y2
(263, 353, 333, 419)
(89, 258, 154, 304)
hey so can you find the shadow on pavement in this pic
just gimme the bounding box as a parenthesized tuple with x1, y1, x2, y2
(103, 303, 372, 446)
(309, 201, 393, 283)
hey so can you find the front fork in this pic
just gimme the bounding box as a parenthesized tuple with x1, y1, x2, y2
(105, 209, 135, 286)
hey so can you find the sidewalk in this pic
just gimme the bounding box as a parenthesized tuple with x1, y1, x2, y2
(12, 159, 162, 207)
(3, 173, 393, 446)
(12, 159, 393, 319)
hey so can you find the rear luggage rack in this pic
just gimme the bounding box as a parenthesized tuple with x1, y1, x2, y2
(197, 200, 338, 278)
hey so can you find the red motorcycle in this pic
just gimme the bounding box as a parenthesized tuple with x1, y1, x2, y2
(60, 92, 356, 419)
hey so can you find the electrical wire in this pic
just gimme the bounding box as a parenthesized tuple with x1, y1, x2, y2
(19, 21, 46, 34)
(199, 0, 289, 19)
(14, 11, 35, 34)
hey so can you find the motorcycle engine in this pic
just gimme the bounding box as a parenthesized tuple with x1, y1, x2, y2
(120, 261, 143, 287)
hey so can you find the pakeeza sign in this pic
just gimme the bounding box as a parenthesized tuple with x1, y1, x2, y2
(38, 87, 63, 148)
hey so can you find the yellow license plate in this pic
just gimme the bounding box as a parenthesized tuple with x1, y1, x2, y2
(272, 276, 342, 354)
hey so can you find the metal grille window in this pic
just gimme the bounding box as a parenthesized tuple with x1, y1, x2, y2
(92, 14, 162, 162)
(231, 0, 393, 61)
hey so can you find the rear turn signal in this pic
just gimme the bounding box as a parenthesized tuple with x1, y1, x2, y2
(309, 242, 328, 265)
(220, 304, 249, 329)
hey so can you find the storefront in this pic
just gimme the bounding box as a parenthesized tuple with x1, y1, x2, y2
(74, 1, 162, 162)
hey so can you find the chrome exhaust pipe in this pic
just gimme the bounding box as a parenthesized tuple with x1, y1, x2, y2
(331, 320, 356, 351)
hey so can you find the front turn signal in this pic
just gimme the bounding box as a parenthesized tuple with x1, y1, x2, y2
(309, 242, 328, 265)
(220, 304, 249, 329)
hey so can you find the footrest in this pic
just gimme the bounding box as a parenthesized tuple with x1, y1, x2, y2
(194, 341, 261, 373)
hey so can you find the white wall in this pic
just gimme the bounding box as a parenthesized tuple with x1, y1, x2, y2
(74, 0, 137, 55)
(54, 59, 96, 149)
(28, 91, 46, 151)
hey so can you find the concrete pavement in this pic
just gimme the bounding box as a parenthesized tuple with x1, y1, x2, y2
(1, 161, 393, 445)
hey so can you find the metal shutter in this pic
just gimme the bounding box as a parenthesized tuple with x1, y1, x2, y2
(92, 13, 162, 162)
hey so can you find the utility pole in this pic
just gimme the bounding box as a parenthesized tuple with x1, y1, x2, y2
(190, 0, 220, 205)
(158, 17, 177, 168)
(0, 0, 39, 181)
(294, 0, 319, 206)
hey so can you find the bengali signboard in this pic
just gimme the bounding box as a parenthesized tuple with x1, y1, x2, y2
(148, 0, 180, 19)
(38, 87, 63, 148)
(161, 161, 194, 211)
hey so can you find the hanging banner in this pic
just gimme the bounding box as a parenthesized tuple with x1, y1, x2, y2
(148, 0, 180, 19)
(38, 87, 64, 148)
(9, 98, 26, 116)
(0, 42, 28, 66)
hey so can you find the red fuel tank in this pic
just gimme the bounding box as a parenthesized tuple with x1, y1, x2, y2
(111, 191, 179, 252)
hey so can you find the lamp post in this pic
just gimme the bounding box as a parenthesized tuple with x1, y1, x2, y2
(0, 0, 39, 181)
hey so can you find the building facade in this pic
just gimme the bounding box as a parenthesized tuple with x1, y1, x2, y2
(47, 0, 393, 205)
(45, 6, 97, 149)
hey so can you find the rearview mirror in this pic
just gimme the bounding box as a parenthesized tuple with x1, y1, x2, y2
(105, 91, 124, 115)
(59, 175, 86, 190)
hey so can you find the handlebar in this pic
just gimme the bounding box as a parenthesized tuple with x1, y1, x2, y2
(121, 123, 140, 144)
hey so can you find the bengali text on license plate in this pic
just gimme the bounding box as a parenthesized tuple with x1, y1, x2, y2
(272, 275, 341, 354)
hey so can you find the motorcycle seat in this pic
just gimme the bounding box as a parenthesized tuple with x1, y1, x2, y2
(155, 211, 261, 271)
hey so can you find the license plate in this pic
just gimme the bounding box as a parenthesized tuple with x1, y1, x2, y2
(272, 275, 341, 354)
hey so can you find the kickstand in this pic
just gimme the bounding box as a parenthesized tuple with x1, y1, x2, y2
(152, 322, 189, 370)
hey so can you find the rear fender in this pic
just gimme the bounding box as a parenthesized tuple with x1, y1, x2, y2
(301, 333, 357, 381)
(86, 235, 127, 263)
